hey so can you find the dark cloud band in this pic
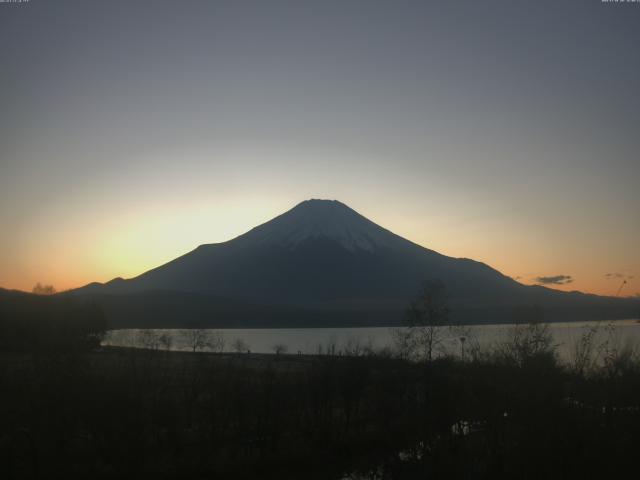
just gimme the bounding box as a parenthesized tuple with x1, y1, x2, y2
(535, 275, 574, 285)
(604, 273, 634, 280)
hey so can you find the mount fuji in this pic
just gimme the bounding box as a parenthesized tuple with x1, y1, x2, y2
(69, 199, 637, 327)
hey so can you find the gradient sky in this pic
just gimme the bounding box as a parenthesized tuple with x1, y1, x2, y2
(1, 0, 639, 296)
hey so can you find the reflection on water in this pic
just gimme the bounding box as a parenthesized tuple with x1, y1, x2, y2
(102, 319, 640, 362)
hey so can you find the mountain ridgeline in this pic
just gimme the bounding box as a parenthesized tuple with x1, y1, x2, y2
(69, 200, 637, 328)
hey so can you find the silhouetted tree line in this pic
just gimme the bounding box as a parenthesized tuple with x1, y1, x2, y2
(0, 291, 107, 352)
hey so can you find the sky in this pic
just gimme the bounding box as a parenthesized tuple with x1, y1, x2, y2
(1, 0, 638, 297)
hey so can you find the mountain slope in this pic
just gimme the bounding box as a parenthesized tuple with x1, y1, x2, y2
(68, 199, 638, 327)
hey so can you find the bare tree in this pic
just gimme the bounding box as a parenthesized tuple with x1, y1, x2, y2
(597, 322, 638, 379)
(159, 332, 173, 351)
(405, 280, 450, 362)
(343, 336, 374, 357)
(209, 330, 225, 353)
(390, 327, 416, 360)
(32, 283, 56, 295)
(272, 343, 288, 355)
(499, 321, 555, 367)
(183, 329, 210, 353)
(571, 323, 600, 376)
(138, 330, 161, 351)
(343, 336, 363, 357)
(232, 338, 248, 353)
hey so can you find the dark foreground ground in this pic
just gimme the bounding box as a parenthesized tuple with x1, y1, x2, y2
(1, 345, 639, 480)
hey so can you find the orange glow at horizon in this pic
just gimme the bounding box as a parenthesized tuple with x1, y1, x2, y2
(2, 196, 637, 298)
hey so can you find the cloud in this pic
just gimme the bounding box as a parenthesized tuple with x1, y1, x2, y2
(605, 272, 634, 280)
(535, 275, 574, 285)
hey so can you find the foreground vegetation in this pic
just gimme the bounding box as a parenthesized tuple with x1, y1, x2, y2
(1, 322, 639, 479)
(1, 286, 639, 478)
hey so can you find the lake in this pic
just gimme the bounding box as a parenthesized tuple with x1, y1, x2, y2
(103, 319, 640, 362)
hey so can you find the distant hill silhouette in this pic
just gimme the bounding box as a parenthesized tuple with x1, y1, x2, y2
(0, 288, 106, 351)
(66, 200, 638, 327)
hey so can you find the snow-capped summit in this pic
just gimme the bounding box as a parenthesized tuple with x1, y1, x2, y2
(236, 199, 406, 252)
(67, 198, 637, 328)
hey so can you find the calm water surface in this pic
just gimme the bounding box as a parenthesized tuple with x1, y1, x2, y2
(103, 319, 640, 361)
